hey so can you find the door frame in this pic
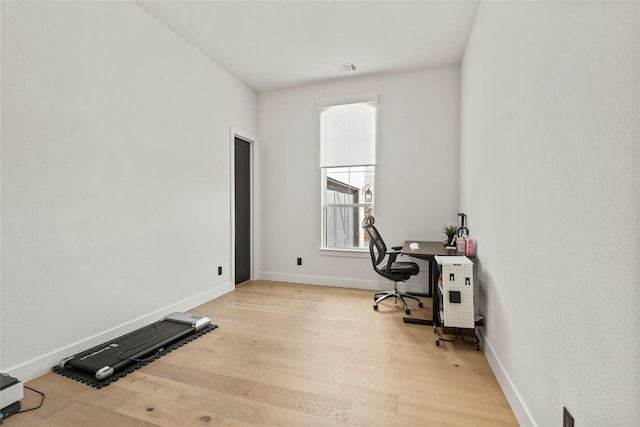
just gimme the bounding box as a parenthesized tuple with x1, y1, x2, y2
(230, 127, 256, 285)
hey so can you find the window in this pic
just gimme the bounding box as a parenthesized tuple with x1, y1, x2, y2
(323, 166, 374, 248)
(319, 93, 377, 250)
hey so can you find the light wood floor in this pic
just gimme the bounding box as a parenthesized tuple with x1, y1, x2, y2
(10, 281, 517, 426)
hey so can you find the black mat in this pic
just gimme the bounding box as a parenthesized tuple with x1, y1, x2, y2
(53, 323, 217, 388)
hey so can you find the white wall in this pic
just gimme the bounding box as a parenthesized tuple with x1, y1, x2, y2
(460, 1, 639, 426)
(256, 68, 460, 290)
(0, 1, 256, 380)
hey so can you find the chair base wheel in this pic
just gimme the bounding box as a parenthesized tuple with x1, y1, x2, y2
(405, 309, 411, 315)
(418, 302, 424, 308)
(373, 305, 378, 311)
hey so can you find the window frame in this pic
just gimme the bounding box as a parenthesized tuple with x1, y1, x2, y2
(318, 94, 377, 252)
(321, 166, 374, 251)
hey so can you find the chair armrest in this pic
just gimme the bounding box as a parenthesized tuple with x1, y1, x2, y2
(391, 246, 403, 251)
(386, 249, 401, 264)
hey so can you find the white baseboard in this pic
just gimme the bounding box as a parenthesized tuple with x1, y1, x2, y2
(478, 328, 537, 427)
(8, 281, 234, 382)
(257, 271, 386, 290)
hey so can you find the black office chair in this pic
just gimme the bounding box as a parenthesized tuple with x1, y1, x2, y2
(362, 216, 423, 314)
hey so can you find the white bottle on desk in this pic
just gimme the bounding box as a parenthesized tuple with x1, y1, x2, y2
(456, 235, 466, 254)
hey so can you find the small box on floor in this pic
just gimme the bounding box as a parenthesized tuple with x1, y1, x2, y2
(1, 373, 23, 422)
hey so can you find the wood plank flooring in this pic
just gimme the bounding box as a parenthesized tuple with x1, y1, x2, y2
(10, 281, 517, 426)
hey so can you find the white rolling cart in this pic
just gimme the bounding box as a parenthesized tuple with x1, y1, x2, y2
(433, 255, 481, 350)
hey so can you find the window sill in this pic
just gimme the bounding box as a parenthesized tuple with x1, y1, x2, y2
(319, 248, 369, 258)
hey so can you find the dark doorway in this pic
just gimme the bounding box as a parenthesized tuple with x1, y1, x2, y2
(234, 137, 251, 285)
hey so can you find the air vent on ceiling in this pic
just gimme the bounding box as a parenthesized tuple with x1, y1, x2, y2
(336, 63, 357, 73)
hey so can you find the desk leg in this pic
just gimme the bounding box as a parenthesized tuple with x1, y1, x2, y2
(405, 256, 433, 298)
(403, 317, 433, 325)
(403, 257, 435, 326)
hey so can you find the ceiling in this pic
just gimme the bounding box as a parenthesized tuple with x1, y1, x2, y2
(135, 1, 480, 92)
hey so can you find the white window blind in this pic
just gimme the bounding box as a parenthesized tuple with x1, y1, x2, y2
(318, 92, 377, 168)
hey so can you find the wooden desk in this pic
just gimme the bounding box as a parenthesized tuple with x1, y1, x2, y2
(400, 240, 458, 326)
(401, 240, 457, 260)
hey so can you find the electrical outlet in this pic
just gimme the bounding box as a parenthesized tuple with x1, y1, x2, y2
(297, 258, 302, 266)
(563, 407, 574, 427)
(218, 266, 222, 275)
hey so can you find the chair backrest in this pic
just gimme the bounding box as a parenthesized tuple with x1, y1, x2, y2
(362, 216, 388, 270)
